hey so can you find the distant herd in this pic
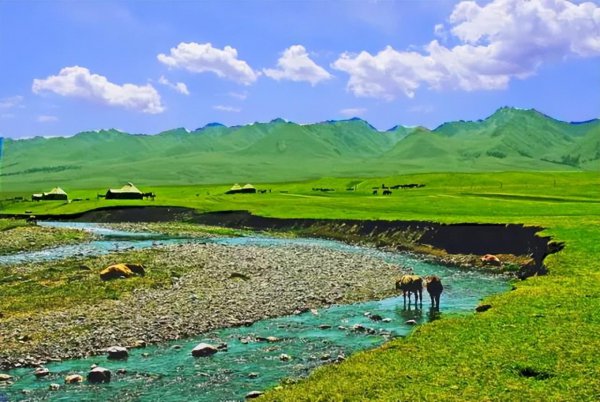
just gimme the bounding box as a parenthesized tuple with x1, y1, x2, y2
(395, 274, 444, 310)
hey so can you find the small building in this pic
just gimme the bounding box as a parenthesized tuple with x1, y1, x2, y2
(32, 187, 68, 201)
(225, 183, 256, 195)
(105, 182, 143, 200)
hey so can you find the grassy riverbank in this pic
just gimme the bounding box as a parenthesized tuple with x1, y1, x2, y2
(0, 219, 92, 255)
(1, 171, 599, 399)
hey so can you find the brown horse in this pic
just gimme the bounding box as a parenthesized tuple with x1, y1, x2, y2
(395, 275, 423, 306)
(424, 275, 443, 309)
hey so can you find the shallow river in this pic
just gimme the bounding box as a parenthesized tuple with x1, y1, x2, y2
(1, 222, 509, 401)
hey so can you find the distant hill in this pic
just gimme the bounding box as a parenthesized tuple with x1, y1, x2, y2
(1, 108, 598, 191)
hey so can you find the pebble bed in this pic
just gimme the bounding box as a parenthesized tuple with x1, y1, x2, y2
(0, 242, 405, 370)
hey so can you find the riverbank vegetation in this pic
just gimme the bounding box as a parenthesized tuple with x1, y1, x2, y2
(0, 219, 92, 255)
(0, 171, 599, 399)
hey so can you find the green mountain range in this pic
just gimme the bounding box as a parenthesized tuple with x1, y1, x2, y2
(1, 107, 598, 191)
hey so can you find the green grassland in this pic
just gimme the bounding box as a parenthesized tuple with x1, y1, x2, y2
(1, 171, 598, 222)
(1, 171, 599, 400)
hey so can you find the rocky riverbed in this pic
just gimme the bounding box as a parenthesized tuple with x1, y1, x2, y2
(0, 242, 406, 370)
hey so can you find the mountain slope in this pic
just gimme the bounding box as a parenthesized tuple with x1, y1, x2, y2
(1, 108, 597, 191)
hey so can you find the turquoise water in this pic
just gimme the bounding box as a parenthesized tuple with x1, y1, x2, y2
(1, 222, 509, 401)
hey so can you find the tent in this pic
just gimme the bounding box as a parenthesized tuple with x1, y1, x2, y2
(105, 182, 143, 200)
(241, 184, 257, 193)
(32, 187, 68, 201)
(225, 183, 256, 194)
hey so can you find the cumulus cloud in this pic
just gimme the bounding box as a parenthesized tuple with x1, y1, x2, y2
(32, 66, 164, 113)
(37, 115, 58, 123)
(333, 0, 600, 99)
(158, 75, 190, 95)
(158, 42, 258, 85)
(0, 95, 24, 109)
(263, 45, 332, 85)
(213, 105, 241, 113)
(339, 107, 367, 117)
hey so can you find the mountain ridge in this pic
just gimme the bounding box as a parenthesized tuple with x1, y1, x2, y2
(1, 107, 598, 191)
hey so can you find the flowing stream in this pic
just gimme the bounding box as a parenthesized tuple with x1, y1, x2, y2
(0, 222, 509, 401)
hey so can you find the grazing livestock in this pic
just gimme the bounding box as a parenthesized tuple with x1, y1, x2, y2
(382, 189, 392, 196)
(395, 275, 423, 306)
(424, 275, 444, 309)
(372, 190, 378, 195)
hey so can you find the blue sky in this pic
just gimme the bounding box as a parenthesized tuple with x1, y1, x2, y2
(0, 0, 599, 138)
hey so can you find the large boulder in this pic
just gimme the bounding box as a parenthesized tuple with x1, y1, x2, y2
(191, 343, 218, 357)
(100, 264, 134, 281)
(0, 373, 12, 382)
(106, 346, 129, 360)
(87, 367, 111, 384)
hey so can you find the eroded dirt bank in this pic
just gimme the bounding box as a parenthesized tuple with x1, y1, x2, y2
(21, 206, 562, 278)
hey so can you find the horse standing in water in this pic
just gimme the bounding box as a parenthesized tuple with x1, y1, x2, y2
(424, 275, 444, 310)
(396, 275, 423, 307)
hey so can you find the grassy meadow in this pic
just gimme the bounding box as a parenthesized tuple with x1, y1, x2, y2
(1, 171, 599, 399)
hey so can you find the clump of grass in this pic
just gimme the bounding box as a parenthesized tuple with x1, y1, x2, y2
(0, 248, 174, 317)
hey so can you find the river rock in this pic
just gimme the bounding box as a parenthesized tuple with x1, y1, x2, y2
(382, 318, 392, 323)
(87, 367, 111, 383)
(34, 367, 50, 377)
(0, 374, 12, 382)
(369, 314, 383, 321)
(245, 390, 264, 399)
(191, 343, 218, 357)
(476, 304, 492, 313)
(405, 319, 418, 325)
(64, 374, 83, 384)
(248, 372, 259, 378)
(319, 324, 332, 330)
(279, 353, 291, 361)
(49, 383, 60, 391)
(106, 346, 128, 360)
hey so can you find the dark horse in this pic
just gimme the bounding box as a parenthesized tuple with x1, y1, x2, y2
(424, 275, 444, 310)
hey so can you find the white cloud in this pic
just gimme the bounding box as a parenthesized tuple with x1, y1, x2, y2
(0, 95, 24, 109)
(263, 45, 333, 85)
(434, 23, 448, 42)
(339, 107, 367, 117)
(333, 0, 600, 100)
(158, 75, 190, 95)
(158, 42, 258, 85)
(213, 105, 241, 113)
(32, 66, 164, 114)
(37, 115, 59, 123)
(228, 91, 248, 100)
